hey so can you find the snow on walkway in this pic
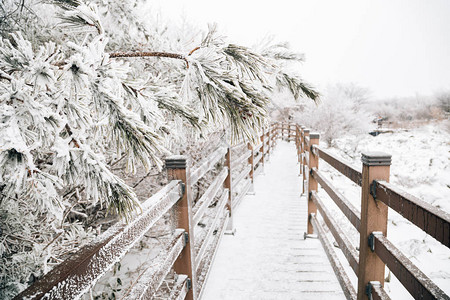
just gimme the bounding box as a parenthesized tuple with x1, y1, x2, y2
(201, 141, 345, 300)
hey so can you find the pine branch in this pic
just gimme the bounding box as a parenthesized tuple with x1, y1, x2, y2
(276, 72, 320, 102)
(90, 70, 167, 173)
(109, 51, 189, 68)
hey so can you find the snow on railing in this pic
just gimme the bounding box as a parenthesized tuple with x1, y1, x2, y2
(289, 121, 450, 300)
(16, 123, 280, 300)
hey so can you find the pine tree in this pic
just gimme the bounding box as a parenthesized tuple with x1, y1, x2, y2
(0, 0, 319, 297)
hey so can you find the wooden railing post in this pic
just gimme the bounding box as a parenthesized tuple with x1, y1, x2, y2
(295, 124, 300, 163)
(165, 156, 196, 300)
(276, 122, 281, 144)
(224, 147, 235, 233)
(260, 128, 265, 170)
(302, 128, 310, 194)
(299, 126, 305, 176)
(288, 122, 291, 141)
(307, 133, 320, 234)
(357, 152, 391, 300)
(248, 142, 255, 193)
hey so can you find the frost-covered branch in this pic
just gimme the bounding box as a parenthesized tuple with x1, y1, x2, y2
(109, 51, 189, 67)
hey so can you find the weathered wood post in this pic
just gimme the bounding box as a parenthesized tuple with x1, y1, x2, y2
(295, 124, 300, 163)
(271, 123, 275, 149)
(288, 122, 291, 141)
(302, 129, 310, 194)
(260, 128, 265, 170)
(281, 122, 285, 138)
(357, 152, 391, 300)
(276, 122, 281, 145)
(307, 133, 320, 234)
(224, 147, 235, 233)
(296, 124, 302, 165)
(165, 156, 196, 300)
(299, 125, 306, 176)
(248, 142, 255, 193)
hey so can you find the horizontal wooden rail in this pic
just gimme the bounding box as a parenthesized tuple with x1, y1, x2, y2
(123, 229, 186, 300)
(230, 142, 247, 152)
(373, 180, 450, 248)
(311, 168, 361, 231)
(372, 233, 450, 300)
(195, 189, 228, 270)
(193, 168, 228, 226)
(169, 275, 189, 299)
(311, 192, 359, 274)
(231, 149, 251, 169)
(254, 164, 263, 177)
(195, 209, 228, 272)
(315, 146, 362, 186)
(253, 152, 263, 166)
(14, 181, 183, 300)
(190, 147, 227, 186)
(253, 141, 263, 152)
(367, 282, 391, 300)
(310, 214, 357, 300)
(233, 179, 252, 209)
(234, 165, 252, 187)
(195, 211, 229, 297)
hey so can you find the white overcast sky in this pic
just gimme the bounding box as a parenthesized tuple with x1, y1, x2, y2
(149, 0, 450, 99)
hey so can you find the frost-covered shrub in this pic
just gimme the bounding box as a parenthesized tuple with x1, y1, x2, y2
(436, 91, 450, 114)
(372, 94, 448, 124)
(293, 83, 373, 145)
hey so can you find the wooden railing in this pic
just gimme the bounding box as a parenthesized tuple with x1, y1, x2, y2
(14, 124, 280, 300)
(286, 121, 450, 300)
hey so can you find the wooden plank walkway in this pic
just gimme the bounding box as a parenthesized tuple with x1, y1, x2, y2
(201, 141, 345, 300)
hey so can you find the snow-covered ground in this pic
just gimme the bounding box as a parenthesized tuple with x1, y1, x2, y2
(318, 122, 450, 298)
(202, 141, 345, 299)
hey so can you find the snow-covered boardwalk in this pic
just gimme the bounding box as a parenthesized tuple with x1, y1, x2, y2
(202, 141, 345, 300)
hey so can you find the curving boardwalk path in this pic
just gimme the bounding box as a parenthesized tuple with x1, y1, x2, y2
(201, 141, 345, 300)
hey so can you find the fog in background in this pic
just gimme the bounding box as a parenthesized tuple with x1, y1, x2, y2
(149, 0, 450, 99)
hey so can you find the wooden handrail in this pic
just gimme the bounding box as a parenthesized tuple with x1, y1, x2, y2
(15, 125, 278, 300)
(231, 149, 251, 169)
(230, 141, 247, 152)
(193, 168, 228, 226)
(170, 275, 190, 299)
(122, 229, 186, 299)
(195, 210, 229, 297)
(311, 191, 359, 274)
(367, 282, 391, 300)
(310, 214, 357, 300)
(292, 120, 450, 300)
(372, 233, 449, 300)
(233, 165, 252, 187)
(253, 152, 263, 166)
(232, 179, 252, 209)
(190, 146, 227, 186)
(311, 168, 361, 231)
(315, 145, 362, 186)
(374, 180, 450, 248)
(195, 189, 229, 271)
(14, 180, 183, 299)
